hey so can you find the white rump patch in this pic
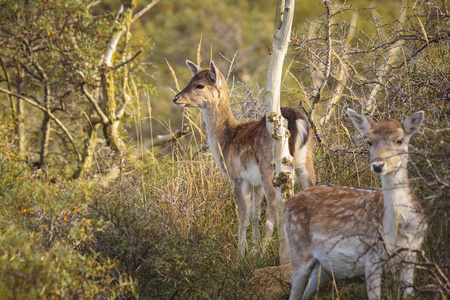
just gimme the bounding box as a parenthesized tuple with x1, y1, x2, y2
(296, 119, 309, 146)
(240, 161, 262, 186)
(266, 220, 274, 231)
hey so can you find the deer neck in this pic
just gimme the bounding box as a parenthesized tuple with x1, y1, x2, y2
(380, 157, 414, 247)
(200, 95, 239, 160)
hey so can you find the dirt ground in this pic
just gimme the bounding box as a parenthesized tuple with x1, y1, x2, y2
(248, 263, 292, 299)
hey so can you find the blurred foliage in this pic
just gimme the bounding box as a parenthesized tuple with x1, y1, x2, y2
(127, 0, 407, 136)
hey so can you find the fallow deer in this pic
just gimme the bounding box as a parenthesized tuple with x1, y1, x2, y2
(284, 109, 427, 299)
(173, 60, 315, 255)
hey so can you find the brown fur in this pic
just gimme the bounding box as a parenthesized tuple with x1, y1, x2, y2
(284, 110, 427, 300)
(285, 186, 384, 242)
(173, 61, 315, 255)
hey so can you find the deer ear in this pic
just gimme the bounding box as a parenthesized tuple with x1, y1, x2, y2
(186, 60, 201, 75)
(403, 111, 424, 136)
(347, 108, 374, 136)
(209, 61, 222, 87)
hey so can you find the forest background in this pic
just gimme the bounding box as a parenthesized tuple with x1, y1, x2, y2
(0, 0, 448, 299)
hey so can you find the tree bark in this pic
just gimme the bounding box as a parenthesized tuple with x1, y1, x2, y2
(1, 58, 26, 157)
(73, 0, 157, 177)
(100, 68, 123, 151)
(37, 63, 52, 167)
(99, 0, 136, 152)
(16, 67, 26, 157)
(265, 0, 295, 265)
(39, 113, 51, 166)
(75, 123, 100, 178)
(0, 87, 82, 162)
(16, 97, 25, 157)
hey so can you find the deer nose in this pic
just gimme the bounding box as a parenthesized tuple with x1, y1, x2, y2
(173, 95, 179, 103)
(372, 162, 385, 174)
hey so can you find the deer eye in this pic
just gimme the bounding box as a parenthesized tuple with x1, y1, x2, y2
(196, 84, 205, 89)
(396, 139, 403, 145)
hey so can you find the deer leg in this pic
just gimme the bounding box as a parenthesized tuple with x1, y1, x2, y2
(302, 264, 330, 299)
(251, 185, 264, 251)
(399, 250, 416, 297)
(365, 258, 383, 300)
(260, 179, 277, 249)
(233, 180, 251, 256)
(289, 258, 317, 300)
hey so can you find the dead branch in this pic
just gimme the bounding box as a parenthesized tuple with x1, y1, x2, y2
(151, 126, 192, 148)
(0, 87, 82, 162)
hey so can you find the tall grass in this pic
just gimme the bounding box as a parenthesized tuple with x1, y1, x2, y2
(0, 116, 283, 298)
(1, 6, 448, 298)
(0, 79, 447, 299)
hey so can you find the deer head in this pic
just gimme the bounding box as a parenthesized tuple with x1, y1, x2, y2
(173, 60, 226, 108)
(347, 109, 424, 175)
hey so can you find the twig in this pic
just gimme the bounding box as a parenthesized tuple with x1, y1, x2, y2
(0, 87, 82, 162)
(131, 0, 159, 23)
(110, 49, 142, 71)
(308, 0, 332, 116)
(80, 81, 109, 124)
(152, 126, 192, 147)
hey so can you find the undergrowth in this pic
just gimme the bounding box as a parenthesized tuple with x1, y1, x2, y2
(0, 121, 281, 299)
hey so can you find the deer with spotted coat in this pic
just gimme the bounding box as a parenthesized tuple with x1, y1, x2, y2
(173, 60, 315, 255)
(284, 109, 427, 299)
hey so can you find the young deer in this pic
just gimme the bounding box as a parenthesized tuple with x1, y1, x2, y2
(284, 109, 427, 299)
(173, 60, 315, 255)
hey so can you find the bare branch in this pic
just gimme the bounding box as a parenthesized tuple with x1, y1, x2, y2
(365, 0, 407, 114)
(308, 1, 333, 117)
(110, 49, 142, 71)
(0, 56, 15, 119)
(0, 87, 82, 162)
(131, 0, 159, 23)
(151, 126, 192, 148)
(319, 13, 357, 127)
(86, 0, 101, 10)
(81, 83, 109, 124)
(116, 93, 131, 120)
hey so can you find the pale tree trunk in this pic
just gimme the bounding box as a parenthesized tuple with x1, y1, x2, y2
(76, 0, 158, 177)
(265, 0, 295, 265)
(75, 123, 100, 178)
(100, 0, 138, 152)
(16, 97, 25, 157)
(37, 63, 52, 167)
(100, 67, 122, 151)
(39, 114, 51, 166)
(16, 67, 26, 157)
(1, 58, 26, 157)
(100, 5, 124, 152)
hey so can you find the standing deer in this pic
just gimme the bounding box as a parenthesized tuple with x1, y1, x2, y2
(173, 60, 315, 255)
(284, 109, 427, 299)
